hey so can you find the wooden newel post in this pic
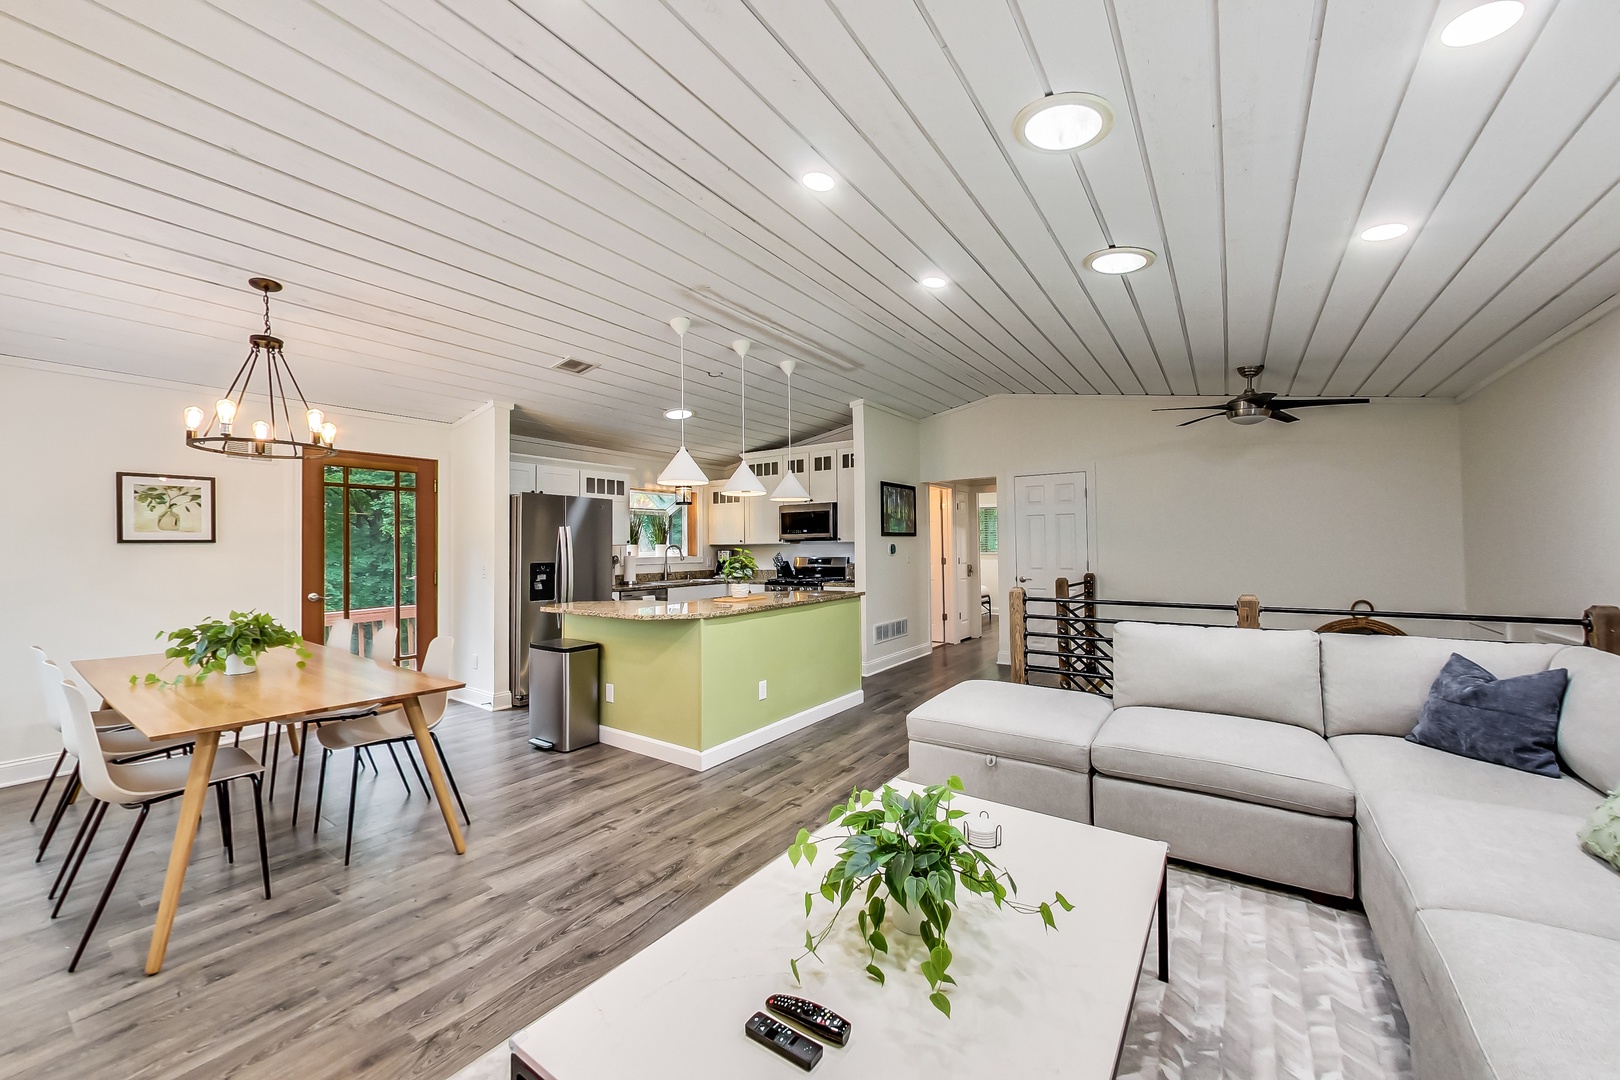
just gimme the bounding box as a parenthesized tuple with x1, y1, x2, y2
(1055, 577, 1072, 690)
(1010, 587, 1028, 684)
(1236, 594, 1261, 629)
(1585, 605, 1620, 654)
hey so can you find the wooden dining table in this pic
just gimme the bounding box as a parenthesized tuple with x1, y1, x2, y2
(73, 643, 466, 975)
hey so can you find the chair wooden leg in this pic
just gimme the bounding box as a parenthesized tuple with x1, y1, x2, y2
(30, 749, 68, 822)
(52, 800, 108, 919)
(69, 804, 150, 972)
(431, 732, 471, 825)
(292, 723, 311, 828)
(384, 743, 412, 792)
(49, 798, 103, 902)
(344, 751, 361, 866)
(215, 782, 234, 864)
(250, 776, 272, 900)
(36, 766, 80, 862)
(313, 749, 330, 837)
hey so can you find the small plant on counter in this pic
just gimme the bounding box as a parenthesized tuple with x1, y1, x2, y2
(719, 547, 758, 582)
(134, 610, 311, 686)
(786, 777, 1072, 1018)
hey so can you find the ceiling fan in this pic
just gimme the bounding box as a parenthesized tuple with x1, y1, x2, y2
(1155, 365, 1368, 427)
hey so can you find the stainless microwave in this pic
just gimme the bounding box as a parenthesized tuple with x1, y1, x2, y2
(780, 503, 837, 541)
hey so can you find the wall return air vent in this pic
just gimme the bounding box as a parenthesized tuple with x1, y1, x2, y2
(873, 618, 909, 644)
(551, 356, 596, 375)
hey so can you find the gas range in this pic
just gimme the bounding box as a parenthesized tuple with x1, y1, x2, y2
(765, 555, 853, 592)
(763, 578, 854, 592)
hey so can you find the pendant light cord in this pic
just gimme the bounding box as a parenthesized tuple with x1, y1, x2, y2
(678, 332, 686, 446)
(739, 347, 746, 454)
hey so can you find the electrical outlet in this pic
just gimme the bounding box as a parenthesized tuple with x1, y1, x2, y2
(605, 683, 615, 703)
(758, 680, 768, 700)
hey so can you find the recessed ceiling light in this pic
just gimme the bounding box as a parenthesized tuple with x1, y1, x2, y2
(1360, 223, 1410, 242)
(920, 275, 949, 289)
(802, 171, 836, 191)
(664, 408, 693, 420)
(1013, 92, 1115, 153)
(1440, 1, 1524, 47)
(1083, 246, 1157, 274)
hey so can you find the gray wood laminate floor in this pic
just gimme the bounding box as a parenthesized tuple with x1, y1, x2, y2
(0, 632, 1001, 1080)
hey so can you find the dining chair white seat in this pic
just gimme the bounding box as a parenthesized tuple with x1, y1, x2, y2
(325, 616, 357, 653)
(52, 680, 271, 971)
(284, 625, 403, 820)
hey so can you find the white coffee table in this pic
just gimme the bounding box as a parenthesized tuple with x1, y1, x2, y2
(510, 781, 1168, 1079)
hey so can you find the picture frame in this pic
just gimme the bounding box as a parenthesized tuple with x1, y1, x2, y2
(880, 481, 917, 537)
(117, 472, 216, 543)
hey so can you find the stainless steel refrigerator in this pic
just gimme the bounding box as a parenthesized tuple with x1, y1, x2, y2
(510, 492, 614, 707)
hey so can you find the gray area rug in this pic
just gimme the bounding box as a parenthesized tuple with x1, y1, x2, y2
(454, 866, 1412, 1080)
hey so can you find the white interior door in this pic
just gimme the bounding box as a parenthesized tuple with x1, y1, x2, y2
(1013, 472, 1088, 601)
(929, 486, 952, 644)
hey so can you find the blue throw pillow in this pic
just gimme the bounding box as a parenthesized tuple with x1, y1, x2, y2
(1406, 654, 1568, 777)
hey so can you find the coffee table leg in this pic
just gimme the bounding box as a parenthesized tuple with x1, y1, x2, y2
(145, 730, 220, 975)
(1157, 863, 1169, 983)
(403, 696, 465, 855)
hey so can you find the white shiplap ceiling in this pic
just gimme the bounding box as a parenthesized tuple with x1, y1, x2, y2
(1, 0, 1617, 466)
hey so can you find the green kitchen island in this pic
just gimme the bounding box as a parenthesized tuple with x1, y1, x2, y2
(539, 590, 863, 771)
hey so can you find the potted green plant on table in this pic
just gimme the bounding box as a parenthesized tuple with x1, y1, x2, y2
(720, 547, 758, 598)
(786, 777, 1073, 1017)
(135, 610, 312, 685)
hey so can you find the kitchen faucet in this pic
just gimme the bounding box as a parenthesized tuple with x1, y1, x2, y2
(662, 543, 684, 582)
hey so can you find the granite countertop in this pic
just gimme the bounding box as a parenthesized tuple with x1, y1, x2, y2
(541, 590, 863, 621)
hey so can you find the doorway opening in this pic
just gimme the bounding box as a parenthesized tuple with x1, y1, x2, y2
(301, 451, 439, 668)
(927, 479, 995, 648)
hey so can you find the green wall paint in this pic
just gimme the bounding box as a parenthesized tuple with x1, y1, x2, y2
(562, 597, 862, 752)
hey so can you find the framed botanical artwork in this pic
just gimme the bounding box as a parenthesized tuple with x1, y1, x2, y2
(880, 481, 917, 537)
(117, 473, 216, 543)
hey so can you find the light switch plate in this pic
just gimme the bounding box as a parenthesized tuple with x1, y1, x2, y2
(758, 680, 768, 700)
(605, 683, 615, 703)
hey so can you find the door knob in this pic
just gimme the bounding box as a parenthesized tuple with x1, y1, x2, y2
(1017, 576, 1031, 583)
(307, 592, 324, 602)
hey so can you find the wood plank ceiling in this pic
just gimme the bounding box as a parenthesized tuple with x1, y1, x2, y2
(1, 0, 1616, 465)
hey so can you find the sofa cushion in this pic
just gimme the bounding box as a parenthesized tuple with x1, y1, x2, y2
(1331, 734, 1601, 816)
(1319, 634, 1561, 739)
(1111, 622, 1324, 733)
(1359, 790, 1620, 941)
(1551, 645, 1620, 795)
(1091, 706, 1354, 817)
(905, 680, 1109, 774)
(1578, 791, 1620, 875)
(1414, 910, 1620, 1080)
(1406, 654, 1567, 777)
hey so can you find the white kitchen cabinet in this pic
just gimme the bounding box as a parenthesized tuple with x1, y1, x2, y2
(534, 465, 581, 497)
(581, 471, 630, 546)
(745, 455, 784, 542)
(667, 583, 727, 601)
(509, 463, 537, 495)
(835, 445, 856, 540)
(707, 485, 746, 546)
(808, 449, 838, 503)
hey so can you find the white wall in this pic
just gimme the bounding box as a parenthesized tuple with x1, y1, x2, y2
(0, 359, 459, 784)
(449, 403, 512, 709)
(852, 401, 932, 675)
(921, 395, 1468, 663)
(1459, 309, 1620, 617)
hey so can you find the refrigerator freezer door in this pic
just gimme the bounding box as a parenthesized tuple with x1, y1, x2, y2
(511, 492, 616, 707)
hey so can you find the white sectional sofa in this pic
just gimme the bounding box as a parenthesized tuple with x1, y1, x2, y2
(906, 621, 1620, 1080)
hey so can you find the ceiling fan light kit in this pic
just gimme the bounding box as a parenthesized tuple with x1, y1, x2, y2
(658, 316, 710, 488)
(184, 277, 335, 460)
(1154, 365, 1369, 428)
(1013, 92, 1114, 152)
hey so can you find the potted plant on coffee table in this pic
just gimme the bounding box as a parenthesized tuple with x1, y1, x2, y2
(720, 547, 758, 598)
(786, 777, 1072, 1017)
(135, 610, 312, 685)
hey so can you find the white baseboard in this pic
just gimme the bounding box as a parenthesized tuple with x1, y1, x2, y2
(997, 649, 1011, 667)
(599, 689, 865, 772)
(862, 643, 933, 678)
(449, 688, 497, 709)
(493, 690, 513, 711)
(0, 752, 63, 790)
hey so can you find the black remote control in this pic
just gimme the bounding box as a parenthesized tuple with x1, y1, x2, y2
(745, 1011, 823, 1071)
(766, 994, 852, 1047)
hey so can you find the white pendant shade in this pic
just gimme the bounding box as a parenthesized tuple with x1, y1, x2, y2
(722, 460, 767, 497)
(659, 445, 709, 487)
(770, 469, 811, 503)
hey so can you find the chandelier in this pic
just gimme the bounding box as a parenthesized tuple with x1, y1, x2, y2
(184, 277, 336, 459)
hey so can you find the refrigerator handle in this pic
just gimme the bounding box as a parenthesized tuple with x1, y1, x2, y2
(559, 525, 574, 603)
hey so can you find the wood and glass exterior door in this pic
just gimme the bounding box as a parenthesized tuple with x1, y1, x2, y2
(302, 451, 438, 668)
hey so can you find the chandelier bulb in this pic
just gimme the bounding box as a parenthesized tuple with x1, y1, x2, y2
(321, 421, 337, 446)
(215, 398, 237, 424)
(252, 420, 270, 441)
(183, 406, 204, 433)
(306, 408, 324, 434)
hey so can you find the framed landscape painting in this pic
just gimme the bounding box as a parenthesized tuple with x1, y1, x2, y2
(880, 481, 917, 537)
(117, 473, 216, 543)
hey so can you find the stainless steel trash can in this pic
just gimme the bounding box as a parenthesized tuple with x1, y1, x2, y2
(528, 639, 601, 752)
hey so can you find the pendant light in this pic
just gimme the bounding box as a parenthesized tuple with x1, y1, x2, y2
(722, 338, 766, 497)
(657, 316, 709, 493)
(184, 278, 336, 458)
(771, 359, 811, 503)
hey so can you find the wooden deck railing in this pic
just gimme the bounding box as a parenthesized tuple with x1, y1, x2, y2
(1010, 576, 1619, 695)
(326, 604, 417, 659)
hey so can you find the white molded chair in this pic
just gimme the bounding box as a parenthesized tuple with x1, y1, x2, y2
(325, 617, 357, 653)
(30, 650, 192, 864)
(286, 622, 399, 823)
(312, 636, 465, 864)
(52, 680, 270, 971)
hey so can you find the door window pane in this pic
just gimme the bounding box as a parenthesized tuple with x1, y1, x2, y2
(348, 467, 397, 487)
(401, 490, 417, 660)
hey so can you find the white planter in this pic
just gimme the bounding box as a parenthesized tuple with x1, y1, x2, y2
(887, 901, 924, 937)
(728, 582, 751, 598)
(223, 654, 255, 676)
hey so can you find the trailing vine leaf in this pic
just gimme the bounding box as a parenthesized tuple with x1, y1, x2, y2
(929, 992, 951, 1018)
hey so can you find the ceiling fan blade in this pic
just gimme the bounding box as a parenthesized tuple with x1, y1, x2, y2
(1266, 397, 1369, 409)
(1178, 411, 1229, 427)
(1152, 404, 1229, 412)
(1269, 410, 1301, 423)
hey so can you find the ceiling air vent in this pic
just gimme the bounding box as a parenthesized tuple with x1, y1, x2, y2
(551, 356, 596, 375)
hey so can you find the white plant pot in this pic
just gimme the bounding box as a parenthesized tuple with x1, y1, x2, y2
(224, 654, 254, 676)
(888, 901, 924, 937)
(728, 582, 751, 598)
